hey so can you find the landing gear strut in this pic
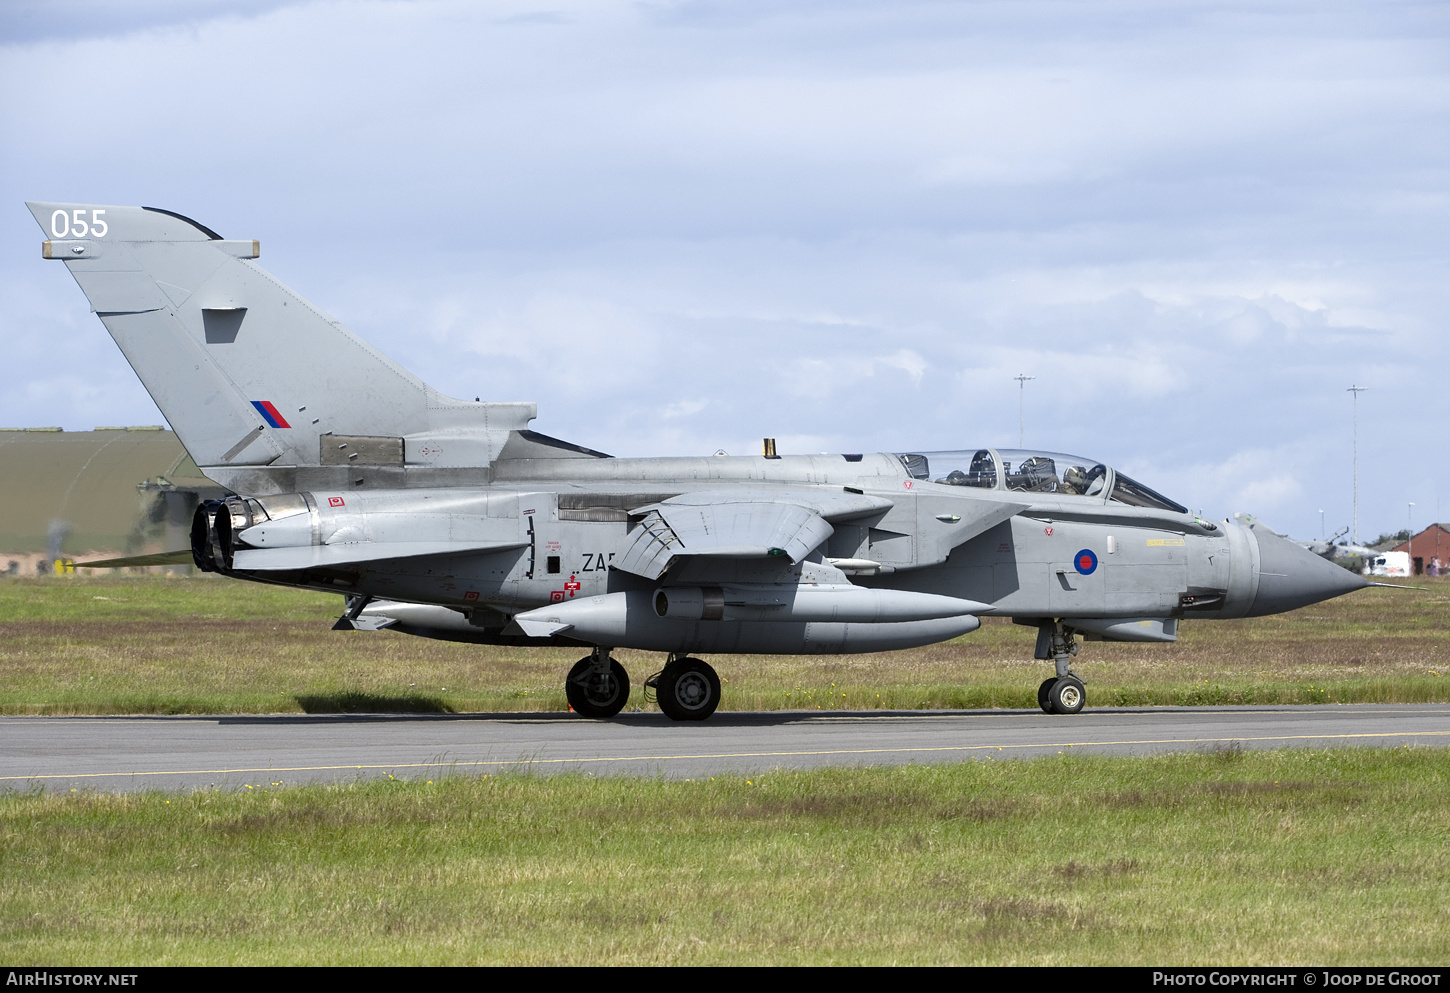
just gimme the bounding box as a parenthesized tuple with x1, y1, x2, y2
(1035, 621, 1086, 715)
(565, 647, 630, 719)
(647, 655, 721, 722)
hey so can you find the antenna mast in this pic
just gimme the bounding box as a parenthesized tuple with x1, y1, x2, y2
(1348, 385, 1368, 545)
(1014, 374, 1035, 448)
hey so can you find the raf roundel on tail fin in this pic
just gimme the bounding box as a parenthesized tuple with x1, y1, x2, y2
(27, 202, 537, 493)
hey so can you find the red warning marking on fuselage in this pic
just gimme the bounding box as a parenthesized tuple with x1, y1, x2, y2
(463, 591, 479, 601)
(328, 496, 345, 507)
(550, 591, 566, 602)
(1044, 527, 1054, 536)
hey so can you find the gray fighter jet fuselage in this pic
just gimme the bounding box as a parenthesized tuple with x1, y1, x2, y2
(29, 202, 1368, 720)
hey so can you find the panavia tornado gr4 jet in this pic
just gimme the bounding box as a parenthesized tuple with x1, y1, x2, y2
(29, 202, 1369, 720)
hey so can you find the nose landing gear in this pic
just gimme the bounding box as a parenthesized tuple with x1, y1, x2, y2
(1036, 621, 1087, 715)
(1042, 674, 1085, 714)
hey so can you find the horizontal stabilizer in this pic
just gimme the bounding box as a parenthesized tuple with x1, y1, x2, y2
(232, 540, 526, 571)
(77, 550, 194, 568)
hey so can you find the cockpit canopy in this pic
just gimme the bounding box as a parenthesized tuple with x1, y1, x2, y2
(895, 449, 1187, 514)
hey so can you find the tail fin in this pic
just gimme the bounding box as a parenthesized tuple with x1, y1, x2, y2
(28, 202, 536, 488)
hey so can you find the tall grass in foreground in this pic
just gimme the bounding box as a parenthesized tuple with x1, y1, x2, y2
(2, 748, 1448, 965)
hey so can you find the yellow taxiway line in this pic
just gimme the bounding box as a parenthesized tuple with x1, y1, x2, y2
(3, 728, 1448, 782)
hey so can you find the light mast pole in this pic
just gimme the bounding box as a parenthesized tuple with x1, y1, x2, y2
(1015, 374, 1034, 448)
(1348, 385, 1368, 545)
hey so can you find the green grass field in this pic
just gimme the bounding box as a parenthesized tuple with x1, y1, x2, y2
(0, 574, 1446, 715)
(3, 575, 1448, 965)
(2, 748, 1447, 965)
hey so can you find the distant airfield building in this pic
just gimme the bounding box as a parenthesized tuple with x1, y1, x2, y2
(0, 427, 226, 576)
(1391, 524, 1450, 577)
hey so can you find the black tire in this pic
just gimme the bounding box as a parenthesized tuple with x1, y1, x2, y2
(565, 656, 630, 718)
(1048, 676, 1085, 715)
(1037, 677, 1058, 714)
(656, 657, 721, 722)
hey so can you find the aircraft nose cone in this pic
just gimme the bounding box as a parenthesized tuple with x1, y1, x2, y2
(1248, 529, 1368, 616)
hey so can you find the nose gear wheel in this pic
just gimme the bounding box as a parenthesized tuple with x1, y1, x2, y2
(1044, 675, 1086, 715)
(1037, 677, 1057, 714)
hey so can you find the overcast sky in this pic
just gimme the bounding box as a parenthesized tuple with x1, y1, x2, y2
(2, 0, 1446, 541)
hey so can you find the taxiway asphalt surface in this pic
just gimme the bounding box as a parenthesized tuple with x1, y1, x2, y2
(2, 704, 1447, 792)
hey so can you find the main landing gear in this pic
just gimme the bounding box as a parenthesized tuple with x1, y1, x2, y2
(563, 650, 723, 721)
(647, 655, 721, 722)
(1036, 621, 1086, 715)
(565, 647, 631, 719)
